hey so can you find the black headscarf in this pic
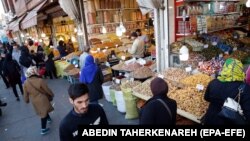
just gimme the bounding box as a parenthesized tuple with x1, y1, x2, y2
(150, 77, 169, 97)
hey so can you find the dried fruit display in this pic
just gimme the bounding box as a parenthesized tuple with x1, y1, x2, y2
(198, 59, 224, 76)
(132, 77, 177, 98)
(162, 68, 189, 82)
(201, 46, 223, 61)
(131, 66, 153, 79)
(64, 51, 83, 60)
(117, 52, 132, 60)
(91, 52, 107, 62)
(239, 37, 250, 45)
(224, 38, 244, 49)
(168, 87, 209, 117)
(112, 62, 125, 71)
(170, 41, 192, 53)
(123, 62, 142, 72)
(230, 50, 248, 62)
(132, 77, 154, 97)
(185, 39, 204, 52)
(182, 52, 206, 68)
(121, 81, 141, 89)
(180, 73, 213, 87)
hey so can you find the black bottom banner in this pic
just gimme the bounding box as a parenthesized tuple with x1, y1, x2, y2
(78, 125, 250, 139)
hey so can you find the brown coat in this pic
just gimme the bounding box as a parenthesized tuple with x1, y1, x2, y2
(23, 76, 54, 118)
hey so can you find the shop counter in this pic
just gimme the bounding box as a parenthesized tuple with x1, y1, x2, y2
(55, 60, 71, 78)
(132, 91, 201, 124)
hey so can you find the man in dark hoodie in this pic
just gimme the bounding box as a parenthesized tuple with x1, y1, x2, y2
(139, 77, 177, 125)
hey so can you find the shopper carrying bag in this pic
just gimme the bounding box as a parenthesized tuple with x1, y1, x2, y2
(23, 66, 54, 135)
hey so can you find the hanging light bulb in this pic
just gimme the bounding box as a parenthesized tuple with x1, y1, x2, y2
(246, 0, 250, 7)
(74, 28, 77, 33)
(59, 37, 64, 41)
(41, 32, 46, 38)
(116, 26, 122, 37)
(119, 22, 126, 33)
(71, 36, 76, 42)
(101, 26, 107, 34)
(179, 45, 189, 61)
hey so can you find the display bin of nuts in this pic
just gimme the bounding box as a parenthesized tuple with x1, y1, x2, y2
(168, 87, 209, 122)
(180, 73, 213, 87)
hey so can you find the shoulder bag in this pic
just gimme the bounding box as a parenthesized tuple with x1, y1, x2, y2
(218, 84, 246, 124)
(157, 99, 173, 120)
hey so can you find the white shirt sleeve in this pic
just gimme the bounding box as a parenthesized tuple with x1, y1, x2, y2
(128, 39, 139, 55)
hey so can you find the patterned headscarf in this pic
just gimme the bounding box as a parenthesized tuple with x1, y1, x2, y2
(25, 66, 39, 78)
(218, 58, 245, 82)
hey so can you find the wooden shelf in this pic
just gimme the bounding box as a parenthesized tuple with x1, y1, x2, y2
(207, 24, 248, 33)
(184, 0, 239, 2)
(176, 33, 191, 36)
(188, 12, 240, 17)
(96, 8, 140, 12)
(87, 20, 148, 26)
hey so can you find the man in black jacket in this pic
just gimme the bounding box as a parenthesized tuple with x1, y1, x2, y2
(59, 83, 108, 141)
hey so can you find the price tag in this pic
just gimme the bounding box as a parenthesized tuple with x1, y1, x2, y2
(225, 51, 229, 55)
(212, 42, 217, 46)
(105, 46, 108, 49)
(196, 84, 204, 91)
(75, 64, 78, 68)
(185, 67, 192, 72)
(233, 47, 237, 51)
(204, 44, 209, 49)
(102, 49, 107, 53)
(115, 44, 118, 48)
(130, 78, 134, 82)
(124, 73, 130, 78)
(105, 62, 110, 67)
(115, 79, 121, 84)
(121, 56, 126, 60)
(97, 48, 101, 52)
(157, 74, 164, 79)
(139, 59, 146, 65)
(219, 54, 223, 58)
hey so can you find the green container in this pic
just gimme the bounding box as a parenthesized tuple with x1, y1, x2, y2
(110, 89, 116, 106)
(121, 87, 139, 119)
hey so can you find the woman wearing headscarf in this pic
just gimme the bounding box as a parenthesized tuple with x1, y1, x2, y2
(23, 66, 54, 135)
(3, 53, 23, 101)
(203, 58, 250, 125)
(79, 55, 104, 104)
(139, 77, 177, 125)
(246, 66, 250, 86)
(19, 46, 34, 83)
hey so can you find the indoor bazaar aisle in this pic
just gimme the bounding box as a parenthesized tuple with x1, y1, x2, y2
(0, 78, 138, 141)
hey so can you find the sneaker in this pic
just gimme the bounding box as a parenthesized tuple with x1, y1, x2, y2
(99, 103, 104, 107)
(40, 128, 50, 135)
(0, 102, 7, 107)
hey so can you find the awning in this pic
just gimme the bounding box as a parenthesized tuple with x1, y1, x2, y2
(8, 15, 26, 32)
(21, 1, 47, 29)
